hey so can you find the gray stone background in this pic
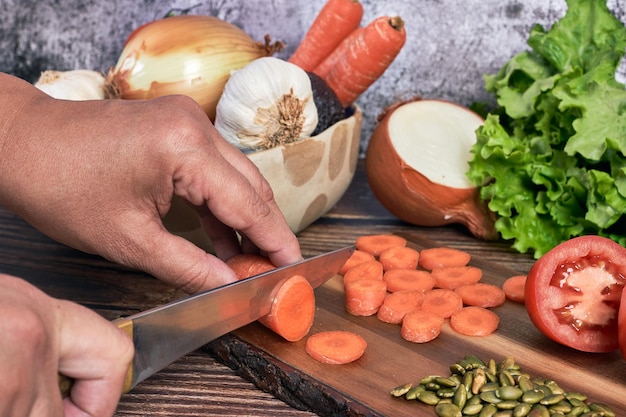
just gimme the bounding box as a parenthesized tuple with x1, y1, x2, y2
(2, 0, 626, 152)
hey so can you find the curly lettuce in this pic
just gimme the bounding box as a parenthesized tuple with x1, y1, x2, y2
(467, 0, 626, 258)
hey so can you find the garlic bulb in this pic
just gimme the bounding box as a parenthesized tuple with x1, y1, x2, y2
(214, 57, 318, 150)
(34, 70, 106, 100)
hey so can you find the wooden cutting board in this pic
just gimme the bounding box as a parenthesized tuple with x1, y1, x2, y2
(205, 231, 626, 416)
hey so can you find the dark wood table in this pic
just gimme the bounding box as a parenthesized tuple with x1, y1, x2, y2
(0, 160, 537, 416)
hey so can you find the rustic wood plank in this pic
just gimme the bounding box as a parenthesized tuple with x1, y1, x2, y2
(206, 230, 626, 416)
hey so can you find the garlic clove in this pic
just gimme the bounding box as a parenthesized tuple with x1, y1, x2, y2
(365, 98, 498, 240)
(34, 70, 106, 101)
(215, 57, 318, 150)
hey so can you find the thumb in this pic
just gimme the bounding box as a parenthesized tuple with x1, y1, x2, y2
(57, 299, 133, 417)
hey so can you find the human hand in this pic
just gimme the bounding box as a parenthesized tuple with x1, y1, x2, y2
(0, 74, 301, 293)
(0, 273, 133, 417)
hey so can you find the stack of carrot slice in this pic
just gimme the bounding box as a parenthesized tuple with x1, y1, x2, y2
(338, 234, 514, 344)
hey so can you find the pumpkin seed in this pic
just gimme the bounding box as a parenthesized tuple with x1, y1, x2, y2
(437, 388, 456, 398)
(479, 403, 498, 417)
(550, 400, 572, 413)
(480, 390, 503, 404)
(518, 376, 534, 392)
(450, 363, 466, 376)
(496, 400, 520, 410)
(435, 402, 462, 417)
(418, 389, 441, 405)
(390, 382, 412, 397)
(521, 389, 544, 404)
(437, 376, 460, 388)
(497, 385, 523, 401)
(588, 402, 615, 417)
(404, 384, 424, 400)
(499, 370, 516, 387)
(472, 368, 488, 394)
(539, 393, 564, 406)
(463, 403, 484, 415)
(453, 383, 467, 409)
(481, 382, 500, 393)
(527, 405, 550, 417)
(512, 402, 531, 417)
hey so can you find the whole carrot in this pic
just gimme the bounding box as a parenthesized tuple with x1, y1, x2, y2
(288, 0, 363, 72)
(314, 15, 406, 107)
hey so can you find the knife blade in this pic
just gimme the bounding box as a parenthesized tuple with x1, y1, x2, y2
(58, 245, 354, 396)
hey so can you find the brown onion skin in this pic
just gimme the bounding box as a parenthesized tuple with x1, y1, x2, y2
(365, 101, 498, 240)
(106, 15, 278, 121)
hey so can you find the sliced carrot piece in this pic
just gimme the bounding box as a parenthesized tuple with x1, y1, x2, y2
(342, 260, 384, 285)
(383, 269, 434, 293)
(431, 266, 483, 290)
(420, 288, 463, 318)
(226, 255, 315, 342)
(377, 290, 424, 324)
(355, 234, 407, 257)
(257, 274, 316, 342)
(454, 283, 506, 308)
(305, 330, 367, 364)
(378, 246, 420, 271)
(418, 247, 471, 270)
(339, 249, 376, 275)
(226, 253, 275, 279)
(400, 310, 444, 343)
(450, 306, 499, 337)
(502, 275, 527, 304)
(344, 278, 387, 316)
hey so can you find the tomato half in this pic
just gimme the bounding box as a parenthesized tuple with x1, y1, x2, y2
(525, 235, 626, 353)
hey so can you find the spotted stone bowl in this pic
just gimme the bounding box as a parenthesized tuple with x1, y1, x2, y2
(163, 106, 362, 251)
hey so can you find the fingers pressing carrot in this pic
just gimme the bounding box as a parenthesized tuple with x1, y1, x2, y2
(288, 0, 364, 72)
(343, 260, 384, 284)
(355, 234, 407, 257)
(431, 266, 483, 290)
(315, 15, 406, 108)
(454, 283, 506, 308)
(502, 275, 527, 304)
(418, 247, 471, 270)
(339, 249, 376, 275)
(401, 310, 444, 343)
(450, 306, 499, 337)
(226, 253, 276, 279)
(383, 269, 434, 293)
(305, 330, 367, 364)
(344, 278, 387, 316)
(377, 290, 424, 324)
(378, 246, 419, 271)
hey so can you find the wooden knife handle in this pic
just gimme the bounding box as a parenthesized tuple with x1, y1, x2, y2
(58, 317, 134, 397)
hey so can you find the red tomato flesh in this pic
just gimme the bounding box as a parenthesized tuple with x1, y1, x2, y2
(525, 236, 626, 353)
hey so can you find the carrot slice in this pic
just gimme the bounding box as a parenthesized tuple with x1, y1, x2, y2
(355, 234, 407, 257)
(418, 247, 471, 270)
(314, 15, 407, 107)
(226, 253, 275, 279)
(226, 255, 315, 342)
(454, 283, 506, 308)
(377, 290, 424, 324)
(342, 260, 384, 285)
(450, 306, 499, 337)
(288, 0, 364, 72)
(344, 278, 387, 316)
(305, 330, 367, 364)
(502, 275, 527, 304)
(257, 274, 316, 342)
(383, 269, 434, 293)
(339, 249, 376, 275)
(400, 310, 444, 343)
(420, 289, 463, 318)
(431, 266, 483, 290)
(378, 246, 420, 271)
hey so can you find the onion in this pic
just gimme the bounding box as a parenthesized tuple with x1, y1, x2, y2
(365, 98, 498, 240)
(105, 15, 282, 121)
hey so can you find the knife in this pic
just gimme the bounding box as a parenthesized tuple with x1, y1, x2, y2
(58, 245, 354, 396)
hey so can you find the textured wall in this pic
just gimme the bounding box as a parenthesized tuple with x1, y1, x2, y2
(2, 0, 625, 152)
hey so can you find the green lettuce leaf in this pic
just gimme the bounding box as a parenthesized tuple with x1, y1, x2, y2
(467, 0, 626, 258)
